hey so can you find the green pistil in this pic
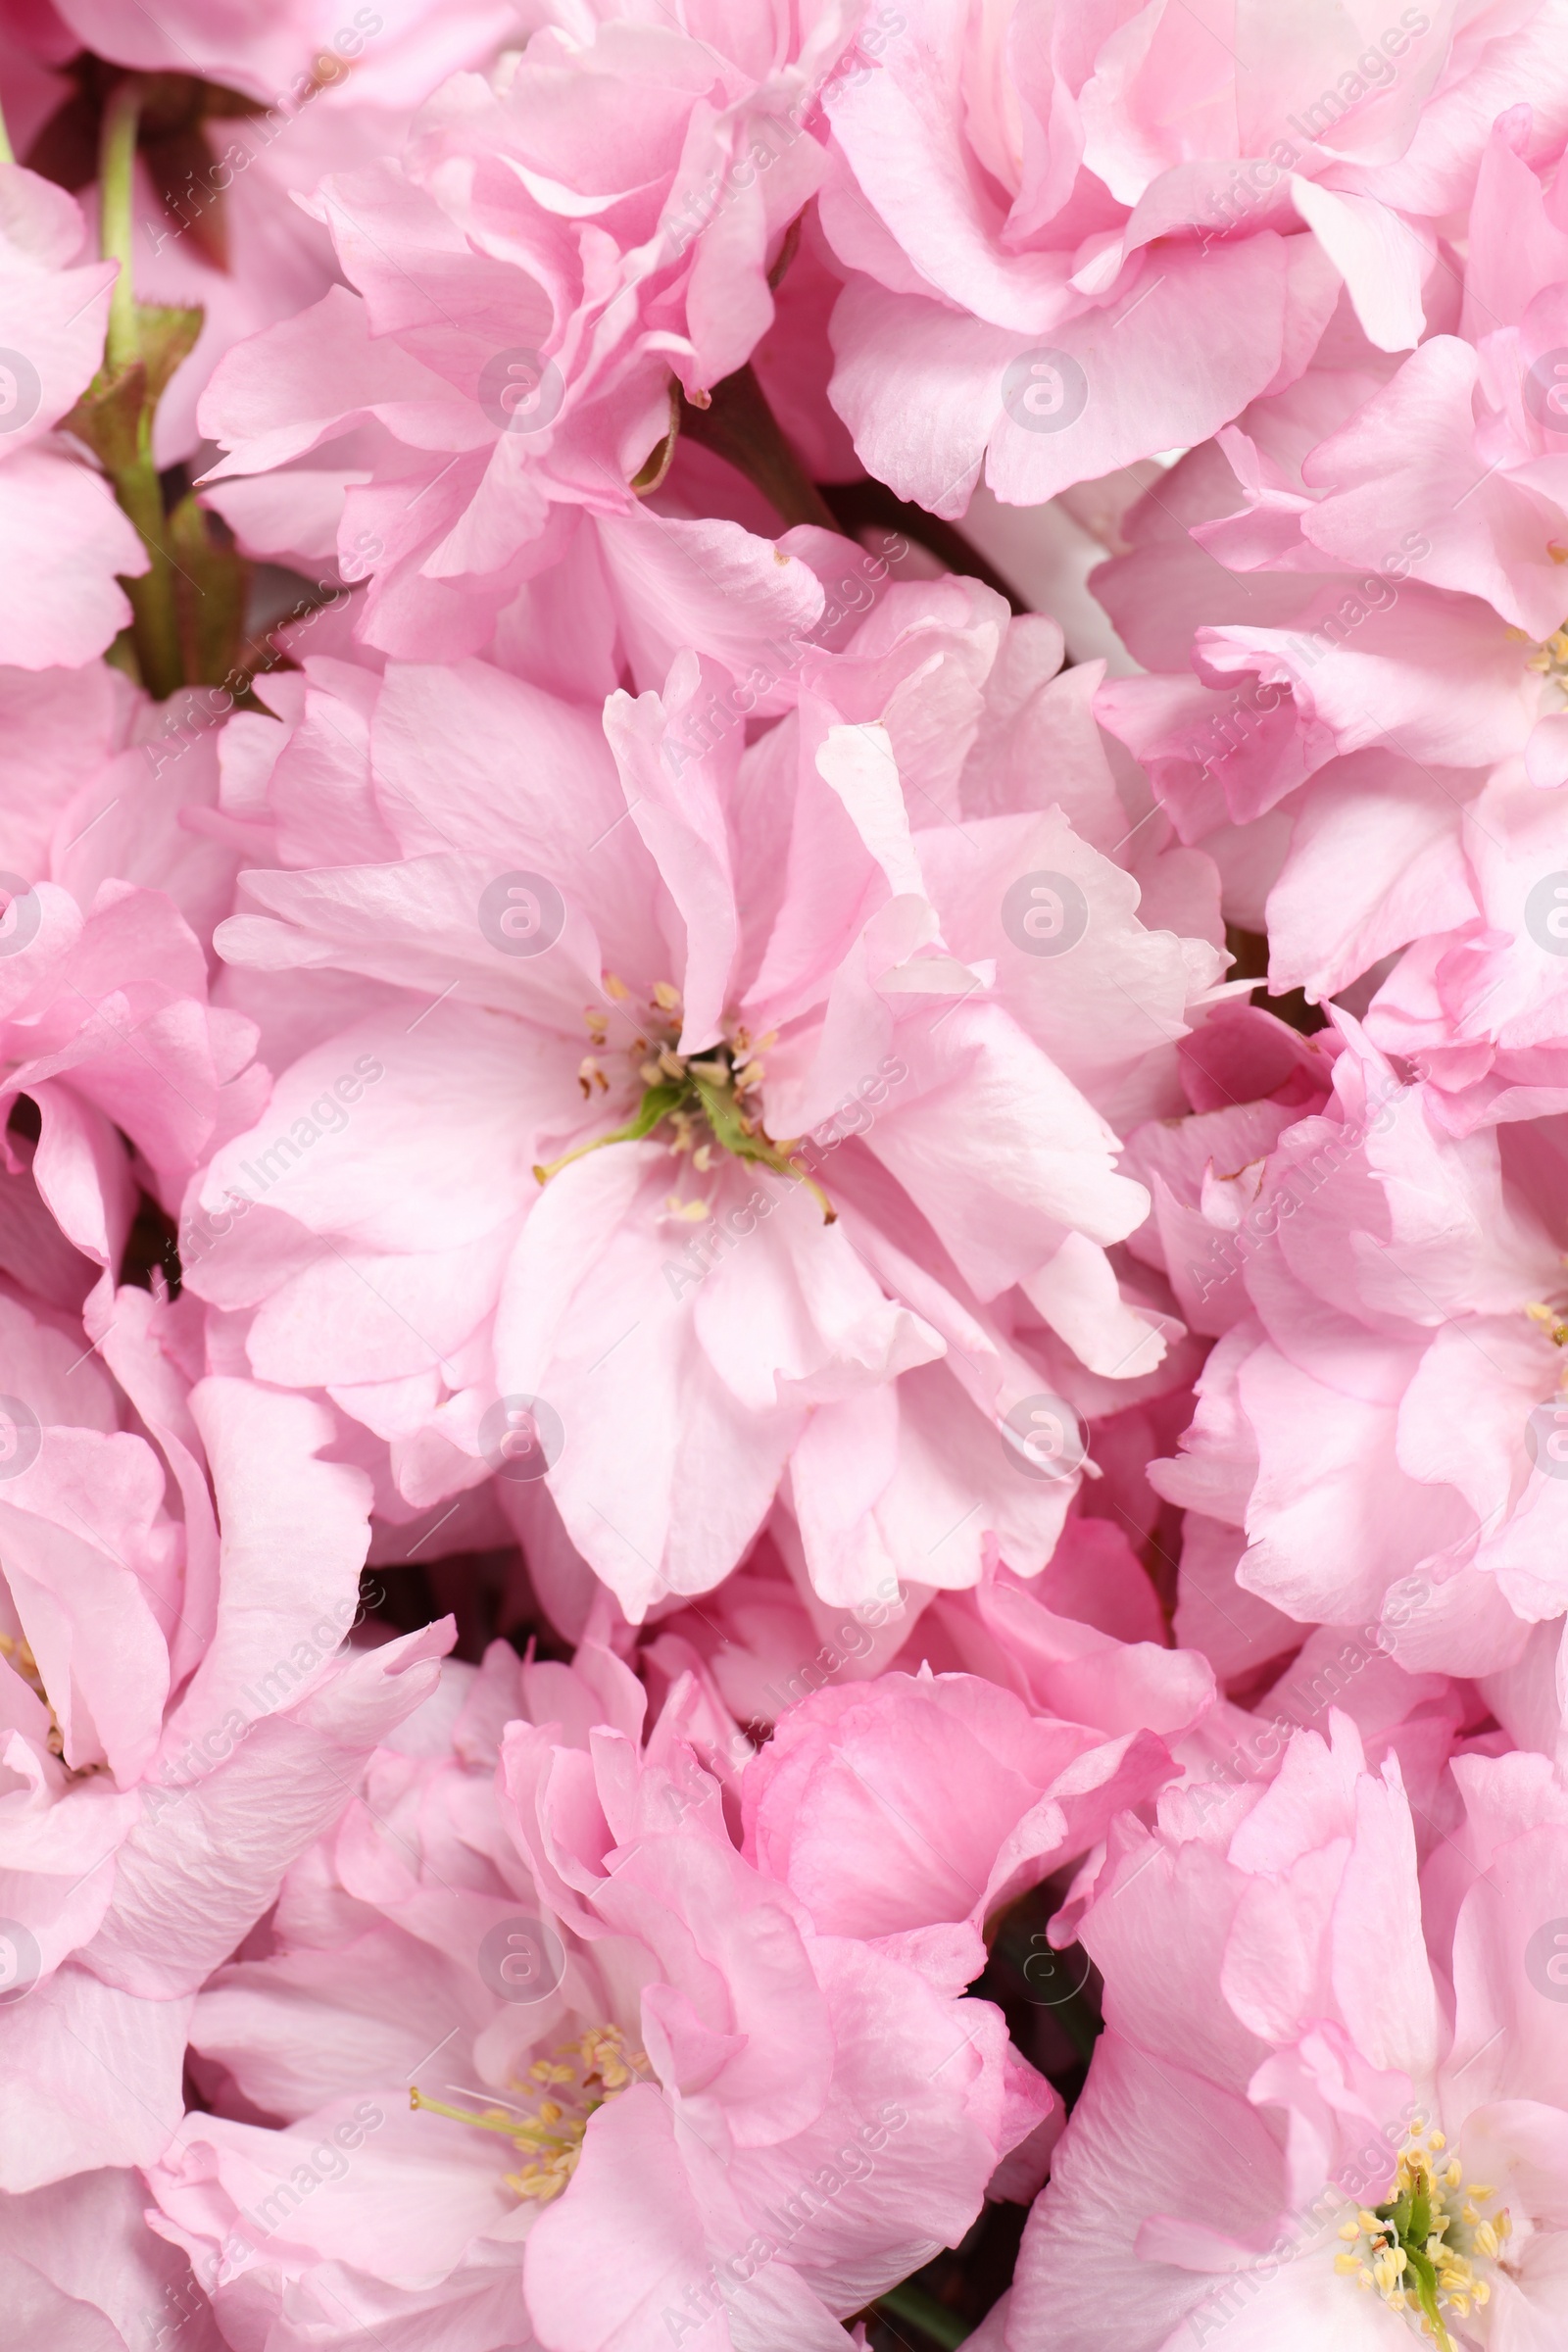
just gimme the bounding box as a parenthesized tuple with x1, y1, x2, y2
(532, 1080, 686, 1184)
(1374, 2184, 1451, 2352)
(687, 1065, 834, 1214)
(533, 1049, 835, 1222)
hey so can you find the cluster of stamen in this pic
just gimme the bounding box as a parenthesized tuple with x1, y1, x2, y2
(535, 978, 833, 1221)
(1522, 622, 1568, 692)
(410, 2026, 648, 2203)
(1334, 2126, 1509, 2346)
(1526, 1298, 1568, 1348)
(0, 1630, 70, 1763)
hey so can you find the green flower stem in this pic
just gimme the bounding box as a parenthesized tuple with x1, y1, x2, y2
(679, 363, 840, 533)
(872, 2281, 972, 2348)
(100, 78, 144, 373)
(98, 75, 184, 699)
(0, 87, 14, 167)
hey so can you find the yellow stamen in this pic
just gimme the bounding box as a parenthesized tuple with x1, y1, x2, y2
(1336, 2132, 1510, 2352)
(415, 2028, 648, 2205)
(409, 2088, 525, 2138)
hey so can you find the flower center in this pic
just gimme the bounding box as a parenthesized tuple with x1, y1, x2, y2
(410, 2026, 649, 2202)
(533, 978, 833, 1221)
(0, 1631, 52, 1733)
(1335, 2127, 1510, 2346)
(0, 1629, 91, 1771)
(0, 1629, 109, 1781)
(1522, 622, 1568, 697)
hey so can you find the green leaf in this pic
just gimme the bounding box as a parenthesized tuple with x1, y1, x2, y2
(60, 358, 146, 474)
(135, 301, 204, 408)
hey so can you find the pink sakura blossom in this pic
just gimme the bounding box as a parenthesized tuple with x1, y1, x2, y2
(0, 659, 254, 967)
(1354, 752, 1568, 1134)
(0, 852, 441, 2183)
(1088, 374, 1536, 996)
(0, 0, 518, 466)
(1127, 1005, 1568, 1683)
(701, 1533, 1469, 1954)
(196, 0, 862, 654)
(817, 0, 1568, 517)
(8, 0, 1568, 2323)
(0, 871, 259, 1308)
(739, 1641, 1209, 1951)
(0, 1253, 451, 2186)
(146, 1636, 620, 2352)
(1008, 1712, 1568, 2352)
(179, 578, 1225, 1614)
(147, 1626, 1054, 2352)
(0, 162, 145, 665)
(1082, 104, 1568, 1114)
(513, 1655, 1055, 2349)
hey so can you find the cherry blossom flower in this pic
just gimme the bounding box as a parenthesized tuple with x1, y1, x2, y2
(183, 580, 1225, 1612)
(148, 1628, 1054, 2351)
(1010, 1713, 1568, 2352)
